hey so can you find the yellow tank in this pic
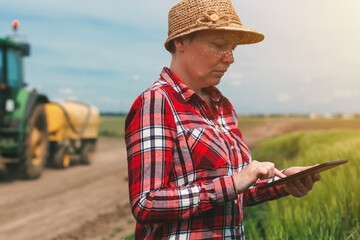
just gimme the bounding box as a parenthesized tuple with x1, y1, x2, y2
(45, 101, 100, 141)
(44, 100, 101, 169)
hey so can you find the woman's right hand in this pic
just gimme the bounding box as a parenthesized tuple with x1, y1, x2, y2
(233, 160, 285, 194)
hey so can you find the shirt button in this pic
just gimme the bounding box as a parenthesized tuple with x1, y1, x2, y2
(215, 125, 220, 131)
(230, 145, 234, 150)
(235, 226, 239, 230)
(234, 200, 238, 204)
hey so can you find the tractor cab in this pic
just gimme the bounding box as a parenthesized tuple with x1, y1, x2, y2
(0, 39, 29, 88)
(0, 21, 49, 180)
(0, 21, 30, 119)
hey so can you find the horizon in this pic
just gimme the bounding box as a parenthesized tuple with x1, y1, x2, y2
(99, 111, 360, 117)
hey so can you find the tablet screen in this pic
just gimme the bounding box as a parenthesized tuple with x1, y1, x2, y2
(257, 159, 348, 190)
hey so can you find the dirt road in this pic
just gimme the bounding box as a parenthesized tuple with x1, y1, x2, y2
(0, 138, 135, 240)
(0, 121, 287, 240)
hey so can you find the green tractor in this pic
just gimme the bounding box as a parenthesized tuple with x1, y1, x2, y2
(0, 21, 49, 179)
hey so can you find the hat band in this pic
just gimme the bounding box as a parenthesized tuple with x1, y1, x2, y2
(197, 9, 231, 28)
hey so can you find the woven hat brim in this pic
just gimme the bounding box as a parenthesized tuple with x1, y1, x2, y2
(164, 26, 264, 51)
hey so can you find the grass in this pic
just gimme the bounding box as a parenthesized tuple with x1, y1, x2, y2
(237, 116, 272, 130)
(99, 116, 126, 138)
(122, 233, 135, 240)
(109, 227, 123, 238)
(244, 130, 360, 240)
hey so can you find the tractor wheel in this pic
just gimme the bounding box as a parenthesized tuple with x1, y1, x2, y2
(53, 146, 71, 169)
(80, 143, 94, 165)
(19, 104, 49, 179)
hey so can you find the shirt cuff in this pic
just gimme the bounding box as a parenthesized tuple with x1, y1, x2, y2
(213, 175, 238, 204)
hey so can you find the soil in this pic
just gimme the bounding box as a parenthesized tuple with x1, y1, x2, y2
(0, 121, 287, 240)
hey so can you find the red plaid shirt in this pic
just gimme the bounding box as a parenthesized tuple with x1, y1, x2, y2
(125, 67, 288, 239)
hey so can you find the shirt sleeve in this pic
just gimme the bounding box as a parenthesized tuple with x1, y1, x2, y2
(125, 89, 238, 224)
(244, 175, 289, 207)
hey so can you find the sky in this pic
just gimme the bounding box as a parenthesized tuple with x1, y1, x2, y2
(1, 0, 359, 114)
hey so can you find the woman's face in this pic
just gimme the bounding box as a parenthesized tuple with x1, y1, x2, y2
(180, 30, 238, 91)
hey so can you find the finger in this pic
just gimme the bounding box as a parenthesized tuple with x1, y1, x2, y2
(302, 175, 314, 190)
(283, 182, 302, 197)
(311, 173, 321, 182)
(274, 168, 286, 178)
(257, 166, 266, 179)
(293, 179, 309, 195)
(258, 163, 275, 179)
(259, 168, 273, 179)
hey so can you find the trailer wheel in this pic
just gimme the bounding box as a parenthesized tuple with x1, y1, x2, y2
(80, 143, 94, 165)
(18, 104, 49, 179)
(53, 146, 71, 169)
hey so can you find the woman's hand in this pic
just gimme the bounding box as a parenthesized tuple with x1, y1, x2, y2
(233, 160, 285, 194)
(282, 166, 321, 197)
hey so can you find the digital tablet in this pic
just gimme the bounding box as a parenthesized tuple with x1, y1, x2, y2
(258, 159, 348, 190)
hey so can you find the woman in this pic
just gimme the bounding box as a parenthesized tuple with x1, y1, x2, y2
(125, 0, 320, 239)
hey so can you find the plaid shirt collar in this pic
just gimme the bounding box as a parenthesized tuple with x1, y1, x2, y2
(160, 67, 224, 104)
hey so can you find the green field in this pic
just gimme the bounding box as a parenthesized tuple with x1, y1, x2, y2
(99, 115, 126, 138)
(99, 115, 360, 139)
(244, 130, 360, 240)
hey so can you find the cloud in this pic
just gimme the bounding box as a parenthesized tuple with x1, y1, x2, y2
(58, 88, 73, 95)
(228, 79, 242, 86)
(229, 72, 243, 78)
(99, 96, 123, 106)
(317, 97, 332, 104)
(334, 90, 359, 99)
(276, 94, 290, 102)
(297, 75, 313, 83)
(99, 96, 112, 103)
(226, 72, 243, 86)
(132, 74, 140, 81)
(67, 96, 78, 100)
(52, 66, 118, 77)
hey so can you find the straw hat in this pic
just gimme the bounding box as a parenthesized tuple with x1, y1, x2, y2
(165, 0, 264, 52)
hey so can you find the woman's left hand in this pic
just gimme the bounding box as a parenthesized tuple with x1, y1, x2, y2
(282, 166, 321, 198)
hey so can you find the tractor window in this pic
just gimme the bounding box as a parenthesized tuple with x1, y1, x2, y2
(0, 49, 3, 84)
(7, 49, 23, 88)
